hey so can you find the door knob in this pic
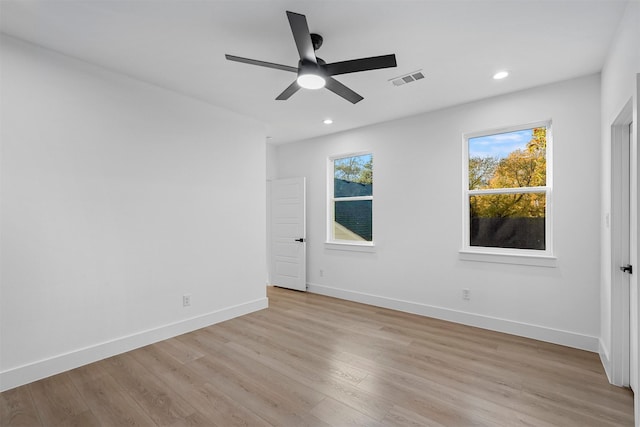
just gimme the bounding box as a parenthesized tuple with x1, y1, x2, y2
(620, 264, 633, 274)
(295, 238, 305, 242)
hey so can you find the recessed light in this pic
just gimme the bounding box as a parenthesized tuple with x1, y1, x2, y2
(323, 118, 333, 125)
(493, 71, 509, 80)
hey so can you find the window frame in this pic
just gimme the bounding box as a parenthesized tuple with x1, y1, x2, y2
(460, 121, 556, 266)
(326, 151, 375, 249)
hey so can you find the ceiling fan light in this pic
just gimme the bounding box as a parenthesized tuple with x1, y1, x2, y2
(493, 71, 509, 80)
(297, 73, 326, 90)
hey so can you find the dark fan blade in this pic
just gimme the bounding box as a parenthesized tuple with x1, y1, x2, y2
(325, 77, 364, 104)
(325, 54, 397, 76)
(276, 81, 301, 100)
(286, 11, 316, 63)
(225, 54, 298, 73)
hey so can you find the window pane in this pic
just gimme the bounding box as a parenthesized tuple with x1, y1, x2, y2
(468, 127, 546, 190)
(334, 154, 372, 197)
(470, 193, 546, 250)
(334, 200, 372, 241)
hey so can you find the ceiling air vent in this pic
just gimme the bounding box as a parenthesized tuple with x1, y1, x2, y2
(390, 70, 425, 86)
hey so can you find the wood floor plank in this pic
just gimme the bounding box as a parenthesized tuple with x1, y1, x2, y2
(1, 286, 634, 426)
(224, 339, 395, 421)
(100, 353, 196, 425)
(0, 386, 41, 426)
(184, 355, 314, 426)
(358, 369, 520, 427)
(310, 397, 385, 427)
(153, 337, 204, 365)
(55, 410, 101, 427)
(177, 330, 326, 411)
(381, 404, 451, 427)
(179, 382, 271, 427)
(218, 316, 372, 384)
(68, 362, 156, 426)
(28, 373, 89, 426)
(129, 343, 186, 378)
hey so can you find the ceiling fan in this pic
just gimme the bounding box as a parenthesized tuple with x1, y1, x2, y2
(225, 11, 397, 104)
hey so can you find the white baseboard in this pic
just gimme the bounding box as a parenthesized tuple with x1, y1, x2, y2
(307, 283, 599, 352)
(599, 338, 613, 383)
(0, 297, 268, 392)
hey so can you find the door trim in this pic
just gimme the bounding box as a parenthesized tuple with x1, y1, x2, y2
(610, 99, 633, 387)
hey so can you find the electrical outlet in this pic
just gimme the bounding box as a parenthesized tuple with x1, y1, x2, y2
(462, 289, 471, 301)
(183, 294, 191, 307)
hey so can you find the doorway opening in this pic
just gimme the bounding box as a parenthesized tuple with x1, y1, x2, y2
(610, 99, 633, 389)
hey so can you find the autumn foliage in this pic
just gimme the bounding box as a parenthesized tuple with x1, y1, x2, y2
(469, 128, 547, 219)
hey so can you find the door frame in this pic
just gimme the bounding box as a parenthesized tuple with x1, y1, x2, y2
(610, 98, 633, 387)
(635, 73, 639, 427)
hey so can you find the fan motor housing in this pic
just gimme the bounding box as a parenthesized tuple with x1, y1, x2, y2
(310, 33, 323, 51)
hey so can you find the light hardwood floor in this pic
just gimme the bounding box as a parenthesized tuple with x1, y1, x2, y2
(1, 286, 634, 426)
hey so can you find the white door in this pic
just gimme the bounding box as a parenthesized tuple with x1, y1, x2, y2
(270, 177, 306, 291)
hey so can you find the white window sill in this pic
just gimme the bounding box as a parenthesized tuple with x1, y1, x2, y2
(459, 249, 557, 267)
(325, 242, 376, 253)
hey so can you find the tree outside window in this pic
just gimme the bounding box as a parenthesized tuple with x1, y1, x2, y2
(466, 125, 550, 251)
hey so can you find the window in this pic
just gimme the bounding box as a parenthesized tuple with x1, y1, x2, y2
(462, 122, 553, 259)
(328, 153, 373, 245)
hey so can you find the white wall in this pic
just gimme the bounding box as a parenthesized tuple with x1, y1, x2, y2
(599, 1, 640, 421)
(275, 74, 601, 351)
(266, 143, 278, 285)
(266, 143, 279, 181)
(0, 36, 267, 391)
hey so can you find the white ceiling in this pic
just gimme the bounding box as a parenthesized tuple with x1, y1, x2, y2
(0, 0, 629, 144)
